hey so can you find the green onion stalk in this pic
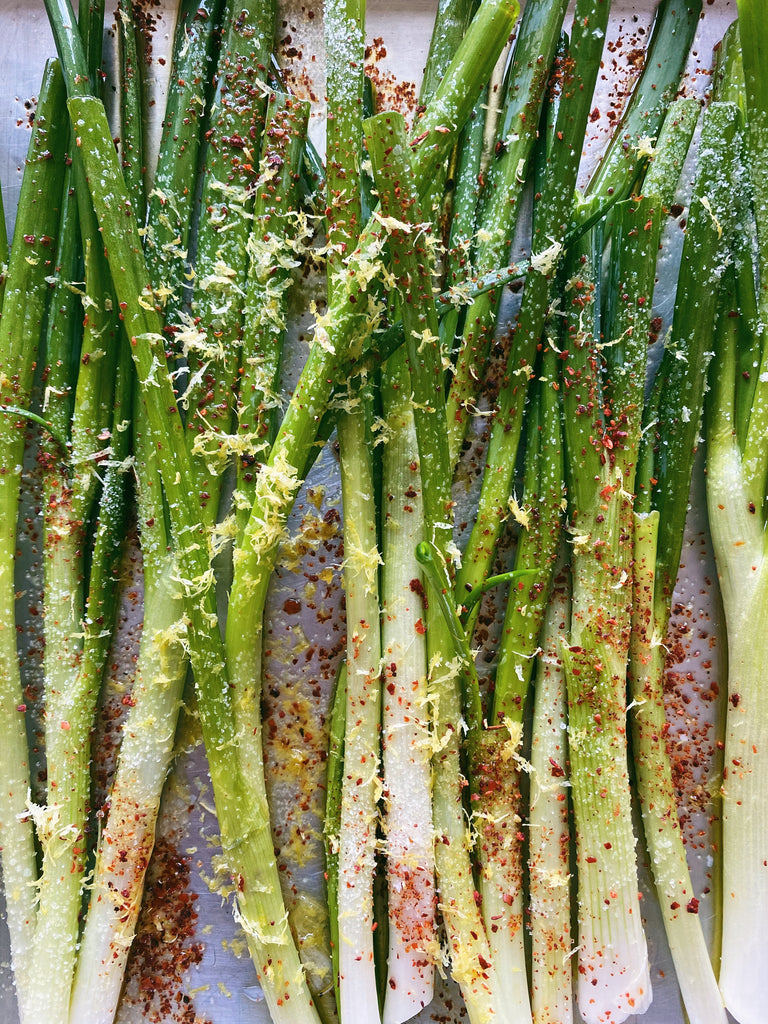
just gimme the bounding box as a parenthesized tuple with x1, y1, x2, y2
(185, 0, 276, 525)
(705, 6, 768, 1016)
(144, 0, 226, 327)
(68, 7, 232, 1019)
(712, 22, 762, 449)
(527, 559, 572, 1024)
(325, 3, 385, 1022)
(560, 197, 659, 1024)
(445, 0, 569, 467)
(418, 0, 479, 228)
(335, 396, 383, 1024)
(44, 2, 324, 1015)
(32, 322, 131, 1024)
(378, 5, 480, 1016)
(378, 352, 437, 1024)
(439, 84, 487, 357)
(68, 399, 187, 1024)
(116, 0, 146, 214)
(28, 6, 130, 1017)
(234, 90, 311, 538)
(453, 0, 611, 627)
(366, 108, 505, 1023)
(468, 343, 563, 1024)
(627, 101, 736, 1024)
(0, 61, 69, 1024)
(581, 0, 702, 210)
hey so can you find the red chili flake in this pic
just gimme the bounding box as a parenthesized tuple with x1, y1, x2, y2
(549, 758, 565, 778)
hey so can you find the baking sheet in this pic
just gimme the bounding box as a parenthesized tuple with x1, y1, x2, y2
(0, 1, 738, 1022)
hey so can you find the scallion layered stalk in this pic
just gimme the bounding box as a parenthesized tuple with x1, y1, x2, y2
(0, 60, 69, 1024)
(454, 0, 611, 618)
(445, 0, 568, 466)
(560, 198, 659, 1024)
(69, 7, 230, 1017)
(325, 4, 385, 1021)
(628, 100, 737, 1024)
(367, 108, 506, 1024)
(706, 10, 768, 1015)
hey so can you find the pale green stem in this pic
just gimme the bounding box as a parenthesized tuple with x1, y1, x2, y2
(336, 406, 383, 1024)
(629, 512, 727, 1024)
(707, 400, 768, 1024)
(0, 61, 69, 1024)
(528, 567, 572, 1024)
(380, 359, 435, 1024)
(68, 418, 186, 1024)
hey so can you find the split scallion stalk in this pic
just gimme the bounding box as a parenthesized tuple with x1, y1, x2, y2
(29, 9, 126, 1019)
(324, 5, 385, 1022)
(234, 90, 310, 538)
(186, 0, 277, 524)
(378, 356, 436, 1024)
(69, 7, 231, 1017)
(706, 8, 768, 1015)
(377, 4, 487, 1014)
(144, 0, 225, 327)
(468, 344, 563, 1024)
(366, 108, 504, 1024)
(336, 398, 383, 1024)
(0, 60, 69, 1024)
(628, 101, 737, 1024)
(453, 0, 611, 621)
(711, 24, 762, 448)
(560, 197, 659, 1024)
(491, 343, 563, 729)
(445, 0, 568, 467)
(528, 561, 572, 1024)
(42, 0, 323, 1004)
